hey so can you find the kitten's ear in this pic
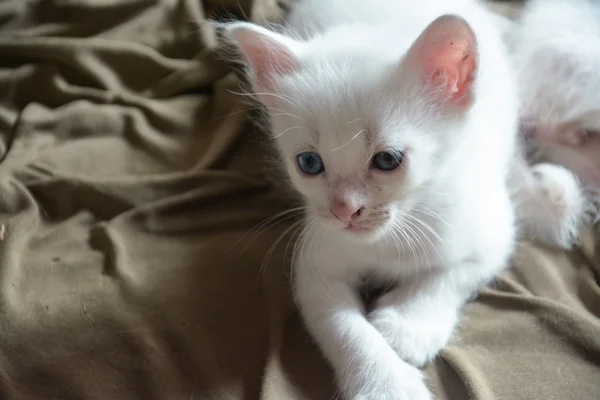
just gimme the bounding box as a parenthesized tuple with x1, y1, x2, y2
(224, 22, 301, 91)
(404, 15, 478, 108)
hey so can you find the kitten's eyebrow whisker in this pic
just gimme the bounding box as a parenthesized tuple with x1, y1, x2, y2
(270, 112, 305, 121)
(346, 117, 367, 125)
(331, 129, 367, 152)
(268, 106, 307, 122)
(227, 89, 303, 110)
(273, 125, 304, 138)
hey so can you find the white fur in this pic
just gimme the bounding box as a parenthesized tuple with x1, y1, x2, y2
(222, 0, 586, 399)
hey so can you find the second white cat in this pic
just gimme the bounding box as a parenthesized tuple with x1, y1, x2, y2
(510, 0, 600, 211)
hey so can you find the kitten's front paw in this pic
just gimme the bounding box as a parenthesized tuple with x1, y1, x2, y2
(369, 307, 456, 368)
(351, 363, 431, 400)
(529, 163, 585, 249)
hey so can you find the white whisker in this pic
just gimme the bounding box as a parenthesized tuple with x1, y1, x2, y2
(331, 129, 367, 152)
(406, 213, 447, 247)
(227, 89, 306, 111)
(260, 218, 305, 277)
(404, 215, 443, 265)
(346, 117, 367, 125)
(273, 125, 305, 138)
(413, 204, 452, 228)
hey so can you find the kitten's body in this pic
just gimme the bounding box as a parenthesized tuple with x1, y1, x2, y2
(223, 1, 586, 399)
(511, 0, 600, 191)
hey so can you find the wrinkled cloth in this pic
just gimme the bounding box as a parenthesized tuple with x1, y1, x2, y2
(0, 1, 598, 399)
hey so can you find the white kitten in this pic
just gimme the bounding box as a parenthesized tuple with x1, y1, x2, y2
(221, 0, 585, 399)
(510, 0, 600, 215)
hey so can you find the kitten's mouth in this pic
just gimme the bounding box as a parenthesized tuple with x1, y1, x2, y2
(345, 223, 374, 234)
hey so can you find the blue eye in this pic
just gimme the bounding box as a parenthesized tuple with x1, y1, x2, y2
(296, 151, 325, 175)
(372, 151, 403, 171)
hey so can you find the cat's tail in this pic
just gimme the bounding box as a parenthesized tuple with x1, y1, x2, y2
(510, 150, 591, 250)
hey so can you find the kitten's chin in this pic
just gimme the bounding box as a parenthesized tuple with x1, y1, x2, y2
(317, 219, 389, 243)
(310, 209, 395, 243)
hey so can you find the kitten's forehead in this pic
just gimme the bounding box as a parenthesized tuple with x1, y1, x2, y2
(271, 51, 423, 174)
(281, 55, 392, 113)
(320, 116, 370, 153)
(276, 54, 424, 131)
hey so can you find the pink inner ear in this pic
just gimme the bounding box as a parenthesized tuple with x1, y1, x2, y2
(229, 25, 299, 91)
(247, 40, 297, 89)
(410, 15, 478, 107)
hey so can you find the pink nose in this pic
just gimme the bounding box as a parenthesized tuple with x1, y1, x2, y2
(330, 202, 364, 223)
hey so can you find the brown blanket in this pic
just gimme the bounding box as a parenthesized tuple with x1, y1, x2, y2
(0, 1, 598, 399)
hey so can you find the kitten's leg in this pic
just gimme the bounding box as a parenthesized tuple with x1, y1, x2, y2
(368, 268, 469, 368)
(370, 184, 515, 367)
(512, 156, 585, 249)
(294, 263, 432, 400)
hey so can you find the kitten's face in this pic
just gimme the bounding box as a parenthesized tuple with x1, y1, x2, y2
(225, 15, 478, 242)
(269, 62, 441, 243)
